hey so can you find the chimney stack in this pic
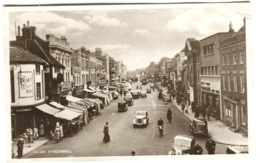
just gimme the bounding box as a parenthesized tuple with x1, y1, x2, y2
(17, 25, 20, 36)
(27, 20, 30, 27)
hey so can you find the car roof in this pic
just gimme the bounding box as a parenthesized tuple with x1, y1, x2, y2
(227, 145, 248, 153)
(174, 135, 194, 141)
(135, 111, 147, 114)
(193, 118, 207, 123)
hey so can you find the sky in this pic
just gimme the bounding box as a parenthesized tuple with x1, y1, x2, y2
(8, 2, 250, 71)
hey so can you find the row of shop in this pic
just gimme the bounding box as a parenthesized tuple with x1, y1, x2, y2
(11, 85, 113, 138)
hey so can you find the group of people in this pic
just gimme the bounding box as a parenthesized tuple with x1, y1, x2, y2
(190, 138, 216, 155)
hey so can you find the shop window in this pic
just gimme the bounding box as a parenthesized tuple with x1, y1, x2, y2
(240, 104, 247, 127)
(36, 65, 40, 75)
(36, 83, 41, 100)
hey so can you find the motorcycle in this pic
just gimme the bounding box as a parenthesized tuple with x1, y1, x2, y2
(158, 125, 164, 137)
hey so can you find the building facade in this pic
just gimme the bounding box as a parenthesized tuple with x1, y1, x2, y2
(200, 24, 235, 120)
(220, 19, 247, 135)
(10, 46, 46, 137)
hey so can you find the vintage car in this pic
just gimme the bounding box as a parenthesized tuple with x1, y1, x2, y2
(141, 79, 148, 85)
(130, 90, 140, 99)
(133, 111, 149, 127)
(162, 93, 172, 102)
(124, 93, 134, 106)
(146, 88, 152, 94)
(226, 145, 248, 154)
(139, 91, 147, 98)
(189, 118, 208, 136)
(168, 135, 196, 155)
(118, 101, 128, 112)
(108, 86, 119, 99)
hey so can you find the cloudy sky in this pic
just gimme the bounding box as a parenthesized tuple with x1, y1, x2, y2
(8, 3, 250, 71)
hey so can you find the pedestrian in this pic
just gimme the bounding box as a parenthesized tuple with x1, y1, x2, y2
(190, 143, 203, 155)
(27, 128, 33, 143)
(60, 123, 64, 140)
(167, 108, 172, 122)
(185, 103, 190, 114)
(54, 125, 61, 143)
(206, 106, 211, 121)
(181, 102, 185, 112)
(205, 138, 216, 154)
(136, 85, 139, 89)
(103, 122, 110, 143)
(17, 135, 24, 158)
(195, 104, 200, 118)
(120, 89, 123, 97)
(39, 124, 44, 137)
(22, 132, 28, 143)
(140, 85, 142, 90)
(191, 102, 195, 113)
(33, 126, 39, 140)
(131, 151, 136, 156)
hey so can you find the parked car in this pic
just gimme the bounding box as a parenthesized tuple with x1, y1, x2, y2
(169, 135, 196, 155)
(118, 101, 128, 112)
(130, 90, 140, 99)
(189, 118, 208, 136)
(146, 88, 152, 94)
(139, 91, 147, 98)
(226, 145, 248, 154)
(141, 79, 148, 85)
(162, 93, 172, 102)
(124, 93, 134, 106)
(133, 111, 149, 127)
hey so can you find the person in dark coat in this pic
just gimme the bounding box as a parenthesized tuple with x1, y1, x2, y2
(205, 138, 216, 154)
(103, 122, 110, 143)
(195, 104, 200, 118)
(181, 102, 185, 112)
(17, 135, 24, 158)
(190, 143, 203, 155)
(167, 108, 172, 122)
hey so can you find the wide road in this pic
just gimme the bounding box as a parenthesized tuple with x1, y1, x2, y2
(24, 81, 227, 158)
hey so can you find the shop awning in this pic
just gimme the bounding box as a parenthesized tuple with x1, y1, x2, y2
(54, 109, 81, 121)
(64, 106, 83, 113)
(66, 95, 81, 102)
(84, 88, 95, 93)
(36, 104, 61, 115)
(49, 101, 64, 109)
(68, 103, 87, 111)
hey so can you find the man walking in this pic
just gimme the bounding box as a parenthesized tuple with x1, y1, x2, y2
(167, 108, 172, 123)
(205, 138, 216, 154)
(17, 135, 24, 158)
(103, 122, 110, 143)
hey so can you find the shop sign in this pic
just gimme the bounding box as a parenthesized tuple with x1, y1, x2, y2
(19, 72, 33, 98)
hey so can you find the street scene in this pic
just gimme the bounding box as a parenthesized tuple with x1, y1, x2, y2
(6, 2, 250, 160)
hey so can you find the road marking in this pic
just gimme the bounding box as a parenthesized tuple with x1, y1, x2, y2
(152, 100, 156, 109)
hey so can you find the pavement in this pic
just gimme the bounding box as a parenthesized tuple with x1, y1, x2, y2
(11, 137, 49, 159)
(171, 98, 248, 146)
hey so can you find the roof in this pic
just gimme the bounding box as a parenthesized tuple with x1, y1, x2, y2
(10, 46, 47, 64)
(232, 26, 245, 37)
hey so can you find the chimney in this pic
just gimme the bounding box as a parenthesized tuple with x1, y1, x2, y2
(229, 21, 234, 32)
(243, 17, 246, 26)
(31, 26, 36, 38)
(81, 46, 86, 53)
(27, 20, 30, 27)
(61, 36, 67, 42)
(17, 25, 20, 36)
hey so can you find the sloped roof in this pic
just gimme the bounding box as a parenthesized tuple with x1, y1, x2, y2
(232, 26, 245, 37)
(10, 46, 47, 64)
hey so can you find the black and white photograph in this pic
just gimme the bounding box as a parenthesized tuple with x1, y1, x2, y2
(2, 1, 255, 162)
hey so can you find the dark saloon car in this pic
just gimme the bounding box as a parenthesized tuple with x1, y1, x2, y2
(130, 91, 140, 99)
(169, 135, 196, 155)
(118, 101, 128, 112)
(133, 111, 149, 127)
(124, 93, 134, 106)
(226, 145, 248, 154)
(162, 93, 172, 102)
(146, 88, 152, 94)
(189, 118, 208, 136)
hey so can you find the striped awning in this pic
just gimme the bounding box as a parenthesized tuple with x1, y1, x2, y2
(36, 104, 61, 115)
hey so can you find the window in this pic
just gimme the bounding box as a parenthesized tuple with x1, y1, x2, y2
(55, 67, 60, 73)
(240, 74, 245, 93)
(222, 55, 225, 66)
(227, 74, 231, 91)
(222, 75, 226, 90)
(36, 65, 40, 75)
(239, 52, 244, 64)
(240, 104, 247, 126)
(233, 74, 237, 92)
(215, 66, 219, 75)
(233, 53, 237, 65)
(212, 66, 214, 75)
(227, 54, 230, 65)
(203, 44, 214, 55)
(36, 83, 41, 100)
(225, 100, 232, 118)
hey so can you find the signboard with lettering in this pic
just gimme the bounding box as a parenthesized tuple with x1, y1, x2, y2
(19, 72, 33, 98)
